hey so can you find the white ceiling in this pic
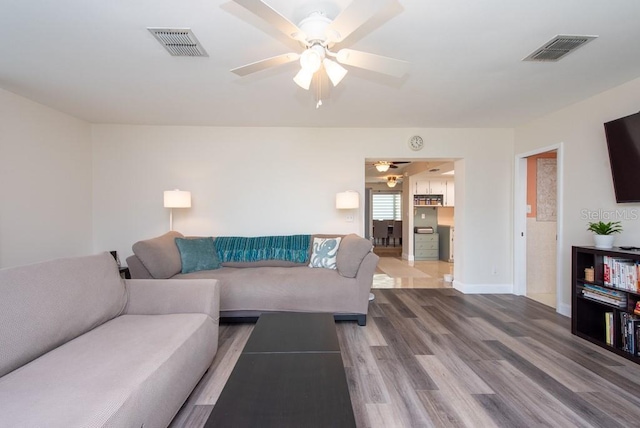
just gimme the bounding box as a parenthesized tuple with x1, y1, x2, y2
(2, 0, 640, 128)
(364, 160, 453, 184)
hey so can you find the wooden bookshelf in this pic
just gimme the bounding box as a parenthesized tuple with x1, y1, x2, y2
(572, 246, 640, 363)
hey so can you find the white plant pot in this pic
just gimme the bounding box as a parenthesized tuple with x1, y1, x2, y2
(594, 234, 615, 249)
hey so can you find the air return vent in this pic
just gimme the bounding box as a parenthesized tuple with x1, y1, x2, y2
(523, 35, 597, 62)
(148, 28, 208, 57)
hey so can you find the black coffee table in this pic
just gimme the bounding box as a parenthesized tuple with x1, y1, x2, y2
(205, 312, 356, 427)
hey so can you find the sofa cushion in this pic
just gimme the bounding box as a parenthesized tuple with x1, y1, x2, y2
(208, 266, 370, 314)
(308, 237, 342, 269)
(215, 235, 311, 264)
(132, 231, 183, 278)
(0, 313, 217, 428)
(336, 234, 374, 278)
(0, 253, 127, 378)
(175, 237, 221, 273)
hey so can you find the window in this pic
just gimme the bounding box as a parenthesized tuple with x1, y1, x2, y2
(372, 193, 402, 220)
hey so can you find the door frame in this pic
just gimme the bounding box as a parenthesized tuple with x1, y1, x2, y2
(513, 143, 567, 316)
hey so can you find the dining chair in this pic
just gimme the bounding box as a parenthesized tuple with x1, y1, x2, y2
(373, 220, 389, 246)
(391, 220, 402, 246)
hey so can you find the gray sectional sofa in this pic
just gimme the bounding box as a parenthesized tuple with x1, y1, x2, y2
(0, 252, 220, 428)
(126, 232, 379, 326)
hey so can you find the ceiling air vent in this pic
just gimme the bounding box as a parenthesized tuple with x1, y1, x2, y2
(523, 35, 597, 62)
(147, 28, 208, 57)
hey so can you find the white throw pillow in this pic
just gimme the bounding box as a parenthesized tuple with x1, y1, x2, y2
(308, 237, 342, 269)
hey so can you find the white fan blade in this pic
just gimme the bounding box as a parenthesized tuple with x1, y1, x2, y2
(327, 0, 394, 43)
(336, 49, 408, 78)
(231, 53, 300, 76)
(233, 0, 306, 42)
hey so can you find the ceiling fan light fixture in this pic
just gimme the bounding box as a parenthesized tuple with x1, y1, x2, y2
(293, 68, 314, 90)
(299, 46, 323, 72)
(387, 176, 398, 188)
(230, 0, 409, 101)
(323, 58, 348, 86)
(375, 161, 391, 172)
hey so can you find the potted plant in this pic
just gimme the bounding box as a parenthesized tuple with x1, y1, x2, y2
(587, 221, 622, 249)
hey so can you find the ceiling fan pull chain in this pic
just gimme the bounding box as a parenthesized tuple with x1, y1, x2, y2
(316, 75, 322, 109)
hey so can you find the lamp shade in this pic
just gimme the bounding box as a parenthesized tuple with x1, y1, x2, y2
(323, 58, 348, 87)
(336, 191, 359, 209)
(375, 162, 391, 172)
(300, 47, 323, 72)
(164, 190, 191, 208)
(293, 68, 314, 90)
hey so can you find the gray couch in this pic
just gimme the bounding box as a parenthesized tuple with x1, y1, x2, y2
(0, 252, 220, 428)
(126, 232, 378, 326)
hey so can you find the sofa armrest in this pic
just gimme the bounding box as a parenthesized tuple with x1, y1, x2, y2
(351, 252, 379, 314)
(123, 279, 220, 321)
(125, 255, 154, 279)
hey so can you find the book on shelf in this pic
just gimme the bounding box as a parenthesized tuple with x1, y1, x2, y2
(581, 283, 627, 307)
(583, 283, 626, 297)
(602, 256, 639, 292)
(604, 258, 611, 285)
(621, 312, 640, 355)
(605, 312, 613, 346)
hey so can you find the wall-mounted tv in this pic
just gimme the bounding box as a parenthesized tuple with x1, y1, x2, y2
(604, 111, 640, 203)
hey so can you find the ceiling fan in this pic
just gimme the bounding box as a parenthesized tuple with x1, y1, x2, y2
(386, 175, 402, 187)
(374, 160, 409, 172)
(230, 0, 409, 94)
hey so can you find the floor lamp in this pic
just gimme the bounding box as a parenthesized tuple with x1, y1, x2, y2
(164, 190, 191, 231)
(336, 191, 374, 301)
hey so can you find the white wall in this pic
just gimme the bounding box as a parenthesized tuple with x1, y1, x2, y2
(0, 88, 514, 290)
(515, 76, 640, 309)
(0, 88, 92, 268)
(92, 126, 514, 289)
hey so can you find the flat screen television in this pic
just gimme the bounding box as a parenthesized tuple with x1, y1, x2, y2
(604, 111, 640, 203)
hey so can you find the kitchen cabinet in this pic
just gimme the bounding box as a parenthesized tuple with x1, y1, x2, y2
(445, 181, 455, 207)
(415, 179, 454, 207)
(414, 233, 439, 261)
(428, 181, 446, 195)
(416, 180, 446, 195)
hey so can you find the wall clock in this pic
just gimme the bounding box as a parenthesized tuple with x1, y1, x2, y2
(409, 135, 424, 151)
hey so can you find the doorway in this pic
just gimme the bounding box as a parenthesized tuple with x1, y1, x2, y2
(365, 158, 456, 289)
(514, 145, 563, 312)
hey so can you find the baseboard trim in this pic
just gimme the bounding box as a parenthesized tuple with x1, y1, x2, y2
(453, 280, 513, 294)
(557, 302, 571, 317)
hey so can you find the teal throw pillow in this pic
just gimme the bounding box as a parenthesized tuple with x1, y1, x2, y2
(308, 237, 342, 269)
(175, 237, 221, 274)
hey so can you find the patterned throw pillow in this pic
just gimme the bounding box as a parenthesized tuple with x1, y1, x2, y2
(308, 237, 342, 269)
(175, 237, 221, 274)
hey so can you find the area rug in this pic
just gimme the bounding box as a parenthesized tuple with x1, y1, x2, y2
(376, 257, 431, 278)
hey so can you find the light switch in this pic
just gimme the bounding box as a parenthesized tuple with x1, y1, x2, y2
(526, 205, 532, 214)
(421, 213, 425, 219)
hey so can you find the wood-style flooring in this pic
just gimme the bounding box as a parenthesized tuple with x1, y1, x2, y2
(170, 289, 640, 427)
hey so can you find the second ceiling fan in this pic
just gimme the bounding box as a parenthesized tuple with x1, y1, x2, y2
(374, 160, 409, 172)
(230, 0, 409, 92)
